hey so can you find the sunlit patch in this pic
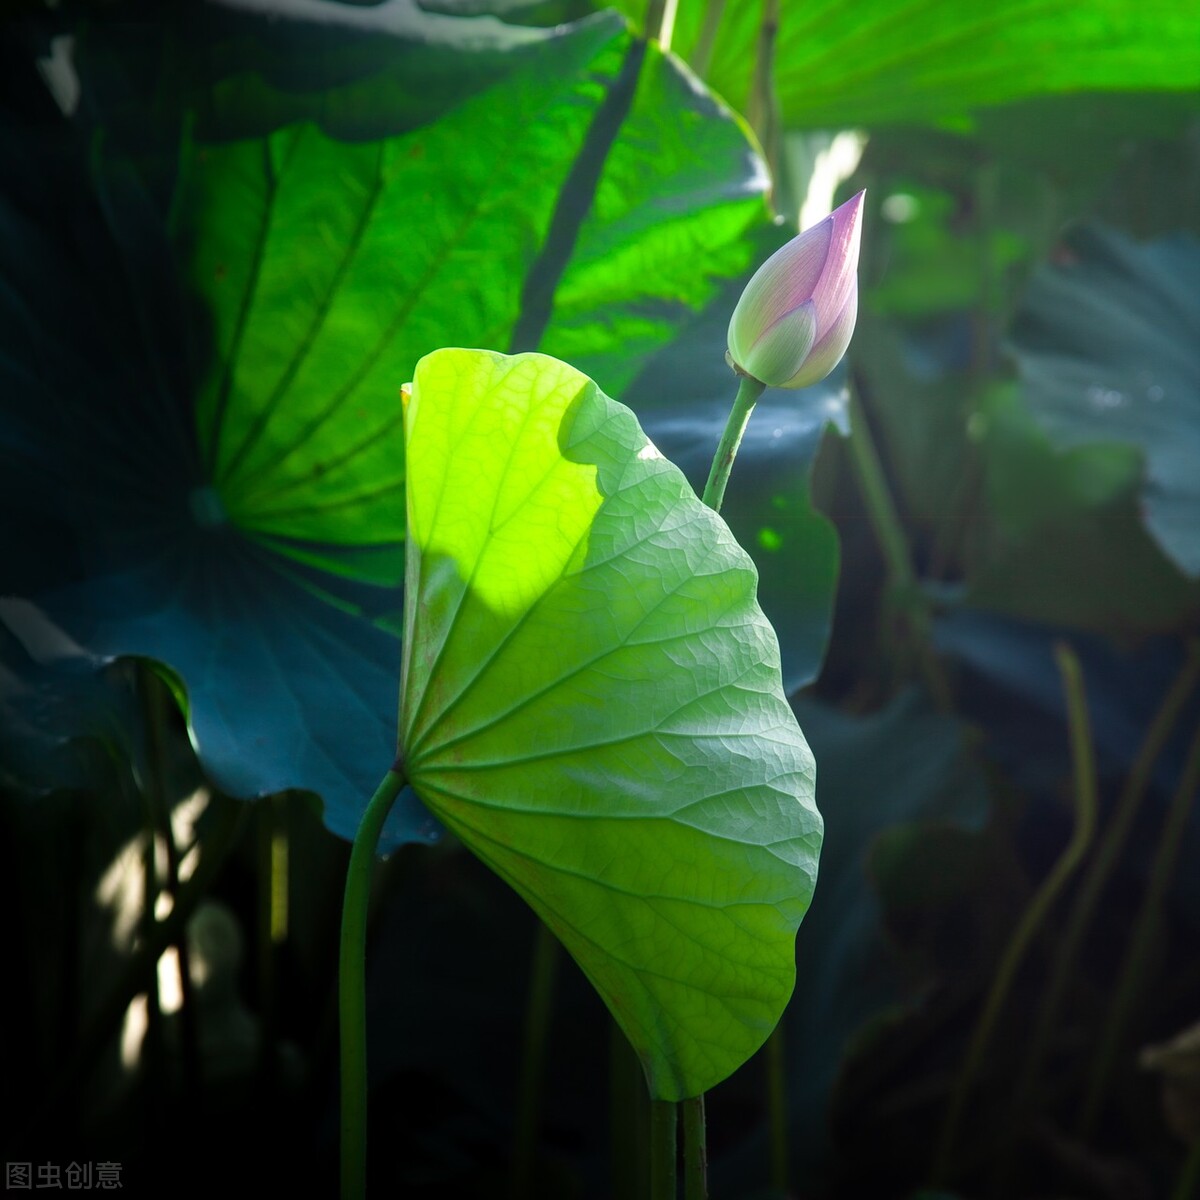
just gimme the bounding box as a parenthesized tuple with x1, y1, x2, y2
(120, 994, 149, 1071)
(96, 787, 213, 1070)
(96, 787, 210, 948)
(637, 441, 664, 461)
(407, 352, 603, 618)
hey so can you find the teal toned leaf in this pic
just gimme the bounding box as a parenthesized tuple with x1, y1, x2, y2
(966, 387, 1200, 633)
(399, 348, 822, 1100)
(614, 0, 1200, 129)
(715, 692, 986, 1186)
(1008, 226, 1200, 577)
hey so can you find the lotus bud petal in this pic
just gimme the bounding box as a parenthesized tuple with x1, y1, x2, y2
(727, 190, 865, 390)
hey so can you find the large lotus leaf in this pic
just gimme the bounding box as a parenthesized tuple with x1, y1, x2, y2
(1008, 225, 1200, 577)
(613, 0, 1200, 130)
(190, 0, 563, 142)
(2, 16, 783, 848)
(398, 348, 822, 1100)
(181, 14, 770, 569)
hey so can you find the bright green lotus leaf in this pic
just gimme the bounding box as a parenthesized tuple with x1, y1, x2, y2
(615, 0, 1200, 129)
(398, 348, 822, 1100)
(180, 14, 771, 581)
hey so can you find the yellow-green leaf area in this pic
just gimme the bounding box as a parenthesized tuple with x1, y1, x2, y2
(403, 353, 603, 618)
(399, 349, 822, 1100)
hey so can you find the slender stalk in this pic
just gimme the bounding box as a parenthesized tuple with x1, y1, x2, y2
(766, 1022, 789, 1192)
(746, 0, 782, 190)
(1081, 714, 1200, 1136)
(682, 1095, 707, 1200)
(847, 390, 914, 592)
(691, 0, 727, 78)
(610, 1022, 650, 1200)
(847, 387, 953, 710)
(511, 921, 561, 1198)
(644, 0, 679, 50)
(1016, 642, 1200, 1114)
(138, 663, 200, 1092)
(1175, 1141, 1200, 1200)
(258, 794, 290, 1087)
(340, 767, 407, 1200)
(702, 375, 766, 512)
(136, 752, 166, 1125)
(650, 1099, 678, 1200)
(932, 644, 1097, 1183)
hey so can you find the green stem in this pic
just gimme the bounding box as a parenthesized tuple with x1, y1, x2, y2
(258, 794, 290, 1088)
(847, 387, 953, 710)
(691, 0, 727, 77)
(682, 1095, 707, 1200)
(138, 663, 200, 1093)
(644, 0, 679, 50)
(610, 1023, 650, 1200)
(650, 1099, 678, 1200)
(512, 921, 561, 1198)
(1016, 641, 1200, 1116)
(746, 0, 782, 191)
(1081, 713, 1200, 1136)
(1175, 1141, 1200, 1200)
(932, 644, 1097, 1183)
(702, 375, 766, 513)
(340, 767, 407, 1200)
(766, 1021, 789, 1192)
(847, 389, 916, 594)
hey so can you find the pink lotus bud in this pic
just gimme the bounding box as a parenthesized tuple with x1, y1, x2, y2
(726, 190, 865, 390)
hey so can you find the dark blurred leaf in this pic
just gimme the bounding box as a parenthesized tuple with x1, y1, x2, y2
(966, 386, 1200, 633)
(0, 602, 136, 794)
(1008, 224, 1200, 577)
(713, 692, 988, 1189)
(186, 0, 589, 142)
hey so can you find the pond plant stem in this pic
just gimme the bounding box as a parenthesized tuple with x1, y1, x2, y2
(650, 1099, 678, 1200)
(512, 920, 561, 1198)
(847, 387, 953, 710)
(691, 0, 727, 77)
(747, 0, 782, 191)
(766, 1021, 789, 1192)
(667, 369, 771, 1197)
(932, 643, 1097, 1184)
(610, 1023, 650, 1199)
(1016, 640, 1200, 1117)
(1082, 712, 1200, 1136)
(683, 1094, 708, 1200)
(139, 662, 200, 1095)
(1175, 1140, 1200, 1200)
(644, 0, 679, 50)
(340, 766, 407, 1200)
(702, 374, 766, 513)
